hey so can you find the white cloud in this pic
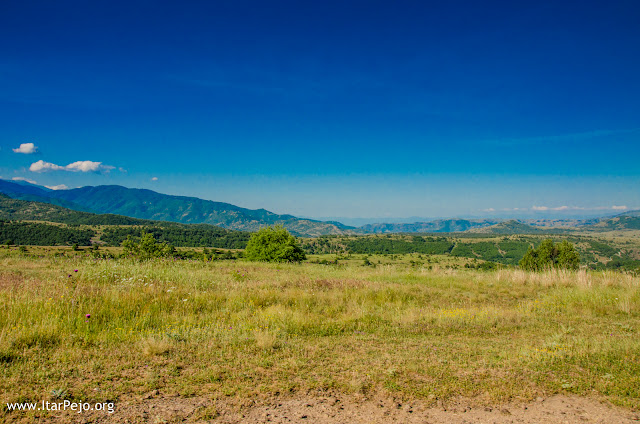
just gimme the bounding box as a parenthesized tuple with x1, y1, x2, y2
(65, 161, 101, 172)
(66, 160, 115, 172)
(12, 143, 38, 154)
(533, 205, 579, 211)
(29, 160, 115, 173)
(536, 205, 573, 211)
(151, 177, 158, 181)
(533, 205, 631, 212)
(45, 184, 69, 190)
(11, 177, 38, 184)
(29, 160, 65, 172)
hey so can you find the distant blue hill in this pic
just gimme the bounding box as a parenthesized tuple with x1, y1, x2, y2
(359, 218, 502, 233)
(0, 179, 93, 211)
(0, 180, 352, 236)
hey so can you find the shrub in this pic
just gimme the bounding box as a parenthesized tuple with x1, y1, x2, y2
(519, 239, 579, 271)
(244, 225, 306, 263)
(121, 232, 176, 260)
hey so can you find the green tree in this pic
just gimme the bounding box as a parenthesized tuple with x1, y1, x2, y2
(244, 225, 306, 263)
(556, 240, 580, 270)
(519, 239, 579, 271)
(122, 232, 176, 260)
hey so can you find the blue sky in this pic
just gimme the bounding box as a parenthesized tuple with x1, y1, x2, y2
(1, 0, 639, 219)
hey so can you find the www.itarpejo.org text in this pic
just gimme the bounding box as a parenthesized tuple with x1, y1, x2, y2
(6, 400, 115, 414)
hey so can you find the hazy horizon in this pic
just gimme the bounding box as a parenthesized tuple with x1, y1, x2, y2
(1, 177, 635, 226)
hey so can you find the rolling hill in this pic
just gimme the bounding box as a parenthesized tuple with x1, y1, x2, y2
(0, 193, 158, 226)
(579, 212, 640, 231)
(360, 218, 501, 233)
(0, 193, 251, 248)
(0, 180, 353, 236)
(466, 220, 546, 234)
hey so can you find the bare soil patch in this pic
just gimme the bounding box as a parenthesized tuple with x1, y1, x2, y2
(28, 394, 640, 424)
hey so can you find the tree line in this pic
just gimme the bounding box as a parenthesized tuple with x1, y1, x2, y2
(341, 236, 455, 255)
(101, 225, 250, 248)
(1, 221, 94, 246)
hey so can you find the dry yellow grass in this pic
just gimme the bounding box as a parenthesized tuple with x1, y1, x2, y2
(0, 249, 639, 423)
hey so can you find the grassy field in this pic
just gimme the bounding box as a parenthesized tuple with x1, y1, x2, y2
(1, 248, 639, 421)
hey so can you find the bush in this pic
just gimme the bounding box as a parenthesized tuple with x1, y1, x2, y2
(122, 232, 176, 260)
(519, 239, 579, 271)
(244, 225, 306, 263)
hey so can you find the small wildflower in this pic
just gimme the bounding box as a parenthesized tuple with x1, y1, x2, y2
(86, 314, 91, 319)
(74, 269, 78, 272)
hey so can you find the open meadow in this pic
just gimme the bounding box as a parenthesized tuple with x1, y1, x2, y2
(1, 248, 639, 422)
(3, 1, 640, 421)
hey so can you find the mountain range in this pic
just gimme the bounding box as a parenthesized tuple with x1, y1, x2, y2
(360, 219, 502, 233)
(1, 179, 638, 236)
(0, 180, 352, 236)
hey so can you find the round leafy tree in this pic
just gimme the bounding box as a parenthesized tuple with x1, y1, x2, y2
(244, 225, 306, 263)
